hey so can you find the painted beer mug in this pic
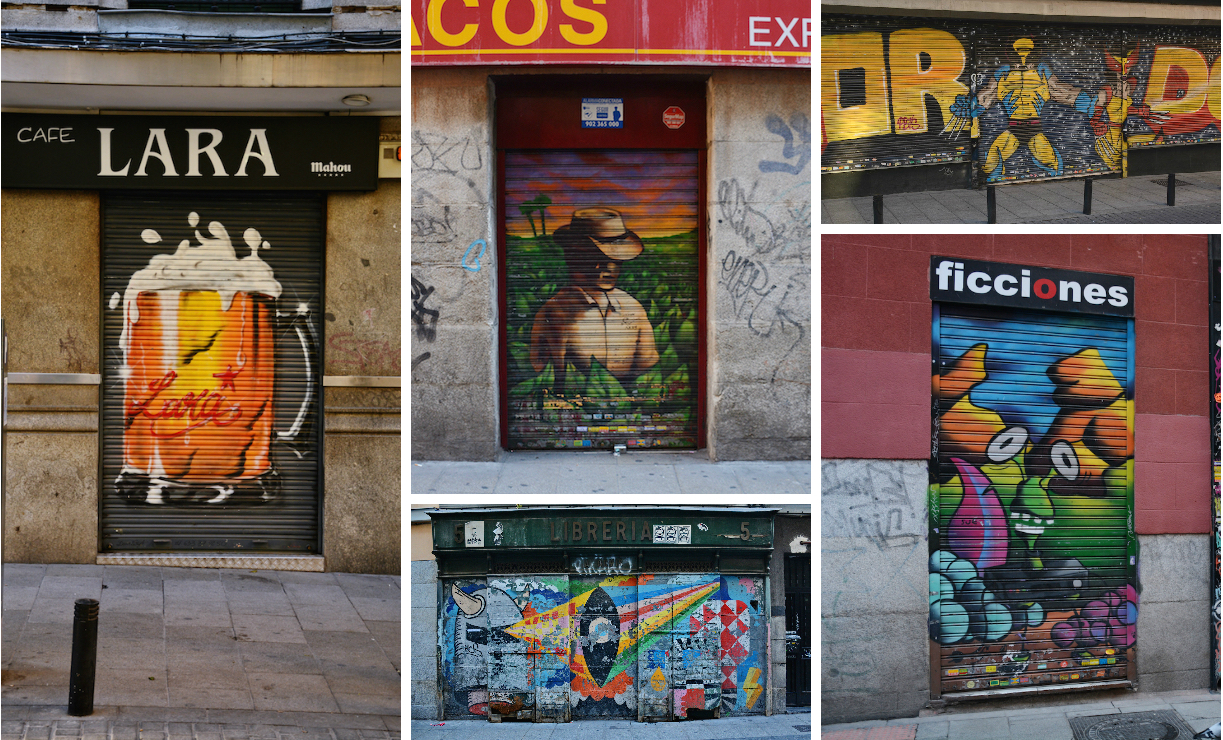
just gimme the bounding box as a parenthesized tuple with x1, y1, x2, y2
(114, 212, 313, 505)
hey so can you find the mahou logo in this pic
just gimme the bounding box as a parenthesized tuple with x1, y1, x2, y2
(311, 161, 352, 175)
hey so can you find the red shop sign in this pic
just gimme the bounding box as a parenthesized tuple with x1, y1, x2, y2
(410, 0, 811, 67)
(663, 106, 685, 129)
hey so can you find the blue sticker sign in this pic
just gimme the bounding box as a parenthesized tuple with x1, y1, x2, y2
(581, 98, 624, 128)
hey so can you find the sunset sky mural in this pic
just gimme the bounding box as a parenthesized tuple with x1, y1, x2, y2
(504, 150, 699, 240)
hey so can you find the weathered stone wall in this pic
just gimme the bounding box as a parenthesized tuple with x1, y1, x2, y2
(411, 556, 441, 719)
(708, 68, 812, 461)
(1, 190, 101, 564)
(409, 68, 499, 461)
(321, 121, 402, 574)
(821, 459, 930, 723)
(1135, 534, 1212, 691)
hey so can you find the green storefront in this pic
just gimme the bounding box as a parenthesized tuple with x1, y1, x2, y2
(430, 507, 776, 722)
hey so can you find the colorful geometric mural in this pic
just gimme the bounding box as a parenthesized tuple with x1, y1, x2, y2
(439, 573, 768, 720)
(822, 18, 1220, 182)
(930, 306, 1136, 693)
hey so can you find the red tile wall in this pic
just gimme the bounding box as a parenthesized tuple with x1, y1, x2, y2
(822, 235, 1212, 534)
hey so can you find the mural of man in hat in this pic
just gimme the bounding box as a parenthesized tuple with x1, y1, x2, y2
(529, 208, 660, 382)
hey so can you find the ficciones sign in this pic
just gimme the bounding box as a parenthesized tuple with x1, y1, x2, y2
(3, 114, 379, 191)
(436, 512, 774, 549)
(930, 256, 1134, 317)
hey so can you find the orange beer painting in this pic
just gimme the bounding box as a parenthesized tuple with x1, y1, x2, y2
(114, 212, 297, 505)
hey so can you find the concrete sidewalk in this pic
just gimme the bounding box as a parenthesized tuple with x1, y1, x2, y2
(411, 708, 812, 740)
(821, 170, 1221, 224)
(821, 688, 1219, 739)
(411, 452, 812, 495)
(1, 564, 399, 737)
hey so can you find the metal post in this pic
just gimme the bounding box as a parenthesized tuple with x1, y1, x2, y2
(68, 598, 99, 716)
(1167, 173, 1176, 206)
(986, 186, 996, 224)
(872, 194, 883, 224)
(1083, 178, 1092, 215)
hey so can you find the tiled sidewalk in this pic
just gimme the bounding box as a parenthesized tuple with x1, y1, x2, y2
(821, 170, 1221, 224)
(821, 688, 1219, 740)
(1, 564, 400, 728)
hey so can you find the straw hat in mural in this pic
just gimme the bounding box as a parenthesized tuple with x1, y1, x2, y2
(552, 208, 644, 262)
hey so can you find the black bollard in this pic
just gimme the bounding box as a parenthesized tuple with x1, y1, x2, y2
(987, 185, 997, 224)
(1083, 178, 1092, 215)
(68, 598, 99, 716)
(1167, 173, 1176, 206)
(872, 194, 883, 224)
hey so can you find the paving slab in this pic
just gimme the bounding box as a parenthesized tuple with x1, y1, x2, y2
(413, 453, 811, 495)
(823, 689, 1219, 740)
(823, 170, 1220, 224)
(3, 565, 398, 733)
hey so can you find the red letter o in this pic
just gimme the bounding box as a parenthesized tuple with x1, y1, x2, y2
(1034, 278, 1056, 299)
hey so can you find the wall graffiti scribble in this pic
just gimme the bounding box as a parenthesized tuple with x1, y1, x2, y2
(411, 276, 439, 343)
(328, 330, 401, 374)
(759, 113, 812, 175)
(439, 573, 768, 721)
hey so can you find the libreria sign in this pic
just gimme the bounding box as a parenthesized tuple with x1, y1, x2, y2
(930, 256, 1135, 317)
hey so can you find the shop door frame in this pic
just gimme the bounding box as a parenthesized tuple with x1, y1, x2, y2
(494, 75, 709, 451)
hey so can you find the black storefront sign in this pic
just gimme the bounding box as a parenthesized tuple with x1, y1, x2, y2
(929, 256, 1135, 317)
(3, 114, 378, 191)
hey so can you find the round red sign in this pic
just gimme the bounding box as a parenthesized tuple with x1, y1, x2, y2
(663, 106, 685, 129)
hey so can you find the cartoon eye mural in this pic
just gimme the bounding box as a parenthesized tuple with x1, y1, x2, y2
(987, 426, 1029, 463)
(1050, 440, 1080, 481)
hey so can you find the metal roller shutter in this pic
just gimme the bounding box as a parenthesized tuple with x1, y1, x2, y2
(822, 18, 1220, 182)
(503, 150, 700, 451)
(973, 26, 1125, 184)
(931, 303, 1136, 695)
(1124, 29, 1223, 151)
(440, 572, 768, 721)
(820, 16, 974, 173)
(100, 192, 323, 553)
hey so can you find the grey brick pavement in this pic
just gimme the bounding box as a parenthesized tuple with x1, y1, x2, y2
(411, 453, 811, 496)
(820, 688, 1219, 739)
(410, 709, 812, 740)
(1, 721, 398, 740)
(2, 564, 400, 733)
(821, 170, 1221, 224)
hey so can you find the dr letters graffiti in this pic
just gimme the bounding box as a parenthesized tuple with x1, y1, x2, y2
(439, 574, 768, 720)
(930, 306, 1135, 692)
(822, 19, 1221, 181)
